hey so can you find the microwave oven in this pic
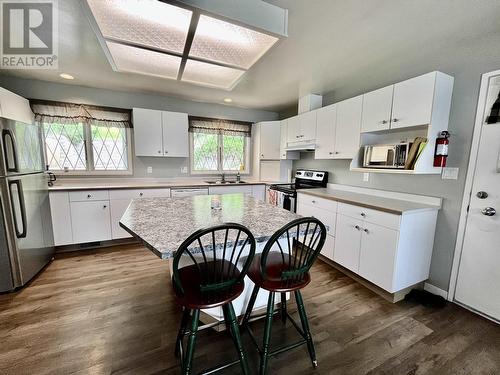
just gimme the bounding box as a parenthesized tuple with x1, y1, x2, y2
(363, 143, 412, 169)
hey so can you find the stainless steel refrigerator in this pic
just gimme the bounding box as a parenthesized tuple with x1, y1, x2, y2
(0, 112, 54, 292)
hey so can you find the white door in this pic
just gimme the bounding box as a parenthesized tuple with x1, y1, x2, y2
(391, 72, 435, 129)
(162, 111, 189, 157)
(71, 201, 112, 243)
(334, 95, 363, 159)
(133, 108, 163, 157)
(315, 104, 337, 159)
(361, 85, 394, 132)
(358, 223, 399, 292)
(299, 110, 317, 141)
(286, 115, 300, 144)
(259, 121, 281, 160)
(333, 214, 362, 272)
(455, 73, 500, 321)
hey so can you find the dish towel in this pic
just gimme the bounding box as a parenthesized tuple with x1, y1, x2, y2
(267, 189, 278, 206)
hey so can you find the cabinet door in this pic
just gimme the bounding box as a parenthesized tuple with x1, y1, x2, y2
(359, 223, 399, 292)
(333, 214, 362, 272)
(110, 199, 133, 239)
(322, 234, 335, 261)
(259, 121, 281, 160)
(315, 104, 337, 159)
(280, 120, 288, 159)
(361, 85, 394, 132)
(133, 108, 163, 157)
(391, 72, 435, 129)
(70, 201, 112, 243)
(251, 184, 266, 201)
(334, 95, 363, 159)
(299, 111, 317, 141)
(286, 115, 300, 143)
(49, 191, 73, 246)
(162, 111, 189, 157)
(296, 203, 336, 236)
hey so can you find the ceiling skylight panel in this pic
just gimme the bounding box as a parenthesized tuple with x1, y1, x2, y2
(181, 59, 245, 89)
(87, 0, 192, 54)
(107, 41, 181, 79)
(189, 15, 279, 69)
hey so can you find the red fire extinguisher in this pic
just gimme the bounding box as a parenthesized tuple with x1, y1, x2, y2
(434, 131, 450, 167)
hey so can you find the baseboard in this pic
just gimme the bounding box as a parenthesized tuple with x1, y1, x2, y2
(423, 282, 448, 299)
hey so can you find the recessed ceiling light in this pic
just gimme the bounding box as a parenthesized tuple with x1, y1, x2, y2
(59, 73, 74, 80)
(224, 98, 233, 103)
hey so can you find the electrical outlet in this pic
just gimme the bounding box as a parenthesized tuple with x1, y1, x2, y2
(180, 166, 188, 174)
(442, 167, 459, 180)
(147, 166, 153, 174)
(363, 172, 370, 182)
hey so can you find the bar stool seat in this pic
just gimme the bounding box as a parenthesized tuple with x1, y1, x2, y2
(247, 253, 311, 293)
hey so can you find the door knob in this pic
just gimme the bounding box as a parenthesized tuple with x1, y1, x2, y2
(476, 191, 488, 199)
(481, 207, 496, 216)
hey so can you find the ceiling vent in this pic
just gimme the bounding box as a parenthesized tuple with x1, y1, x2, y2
(83, 0, 287, 90)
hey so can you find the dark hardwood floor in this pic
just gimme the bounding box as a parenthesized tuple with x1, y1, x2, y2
(0, 244, 499, 375)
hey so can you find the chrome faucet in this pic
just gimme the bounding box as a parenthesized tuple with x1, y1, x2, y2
(220, 173, 226, 183)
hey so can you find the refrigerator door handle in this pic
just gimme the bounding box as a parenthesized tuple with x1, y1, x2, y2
(2, 129, 20, 173)
(8, 180, 27, 238)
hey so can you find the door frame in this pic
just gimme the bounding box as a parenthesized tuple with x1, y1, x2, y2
(448, 69, 500, 303)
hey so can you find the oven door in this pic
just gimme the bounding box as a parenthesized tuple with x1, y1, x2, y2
(278, 191, 296, 212)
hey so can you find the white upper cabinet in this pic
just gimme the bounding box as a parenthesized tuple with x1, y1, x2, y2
(133, 108, 188, 157)
(334, 95, 363, 159)
(133, 108, 163, 157)
(298, 110, 317, 141)
(361, 85, 394, 132)
(280, 120, 299, 160)
(161, 111, 189, 157)
(0, 87, 33, 124)
(259, 121, 281, 160)
(315, 104, 337, 159)
(286, 115, 300, 144)
(391, 72, 437, 129)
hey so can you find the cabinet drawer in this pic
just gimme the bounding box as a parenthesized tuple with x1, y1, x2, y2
(69, 190, 109, 202)
(321, 234, 335, 261)
(109, 188, 171, 200)
(296, 203, 336, 236)
(298, 194, 337, 213)
(337, 202, 400, 230)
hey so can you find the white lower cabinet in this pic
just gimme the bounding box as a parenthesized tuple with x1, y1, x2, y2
(70, 201, 112, 243)
(322, 234, 335, 261)
(110, 199, 133, 239)
(251, 185, 266, 201)
(333, 214, 362, 272)
(49, 191, 73, 246)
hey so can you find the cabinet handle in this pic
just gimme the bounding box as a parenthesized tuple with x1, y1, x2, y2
(354, 225, 361, 231)
(296, 135, 300, 138)
(360, 212, 366, 217)
(381, 120, 388, 124)
(261, 154, 264, 157)
(392, 118, 399, 122)
(139, 192, 143, 197)
(157, 150, 161, 154)
(311, 200, 316, 204)
(87, 194, 92, 198)
(329, 152, 333, 155)
(103, 205, 107, 209)
(335, 151, 340, 154)
(363, 228, 369, 234)
(164, 151, 168, 154)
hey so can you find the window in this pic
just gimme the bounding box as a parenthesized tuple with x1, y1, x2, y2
(189, 117, 252, 174)
(32, 101, 132, 174)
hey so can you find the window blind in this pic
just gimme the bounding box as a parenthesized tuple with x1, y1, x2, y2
(189, 116, 252, 137)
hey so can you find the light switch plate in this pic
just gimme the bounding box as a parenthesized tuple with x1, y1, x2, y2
(147, 166, 153, 174)
(442, 167, 459, 180)
(363, 172, 370, 182)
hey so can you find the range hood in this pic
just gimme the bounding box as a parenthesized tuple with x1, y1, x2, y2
(285, 142, 316, 151)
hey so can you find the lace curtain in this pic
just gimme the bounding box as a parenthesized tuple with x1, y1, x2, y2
(189, 117, 252, 137)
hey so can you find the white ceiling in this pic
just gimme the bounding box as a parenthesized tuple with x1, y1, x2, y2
(2, 0, 500, 112)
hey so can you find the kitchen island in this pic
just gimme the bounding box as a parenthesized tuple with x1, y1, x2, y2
(119, 193, 304, 320)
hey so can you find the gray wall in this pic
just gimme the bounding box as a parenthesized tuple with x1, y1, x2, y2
(289, 31, 500, 292)
(0, 75, 278, 178)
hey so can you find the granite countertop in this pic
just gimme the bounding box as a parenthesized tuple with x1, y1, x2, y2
(49, 178, 284, 191)
(298, 188, 440, 215)
(120, 193, 304, 259)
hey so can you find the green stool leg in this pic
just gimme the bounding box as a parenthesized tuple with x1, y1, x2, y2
(242, 285, 260, 327)
(175, 308, 191, 357)
(280, 292, 287, 324)
(223, 303, 250, 375)
(295, 290, 317, 368)
(183, 309, 200, 375)
(260, 292, 275, 375)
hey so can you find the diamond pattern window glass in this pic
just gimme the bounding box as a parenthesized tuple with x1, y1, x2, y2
(222, 135, 245, 171)
(44, 122, 87, 171)
(192, 133, 219, 171)
(91, 123, 128, 171)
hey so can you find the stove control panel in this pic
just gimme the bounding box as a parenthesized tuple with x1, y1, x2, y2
(295, 169, 327, 182)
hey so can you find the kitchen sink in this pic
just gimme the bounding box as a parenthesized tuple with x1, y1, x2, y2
(205, 180, 246, 184)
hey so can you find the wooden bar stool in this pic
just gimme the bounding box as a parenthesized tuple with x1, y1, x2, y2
(172, 223, 256, 375)
(241, 217, 327, 375)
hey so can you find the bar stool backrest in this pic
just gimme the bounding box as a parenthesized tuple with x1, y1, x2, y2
(172, 223, 256, 296)
(259, 217, 327, 282)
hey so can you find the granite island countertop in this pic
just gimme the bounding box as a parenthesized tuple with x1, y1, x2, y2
(120, 193, 304, 259)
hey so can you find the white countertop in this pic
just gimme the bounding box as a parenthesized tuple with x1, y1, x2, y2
(48, 178, 284, 191)
(298, 187, 441, 215)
